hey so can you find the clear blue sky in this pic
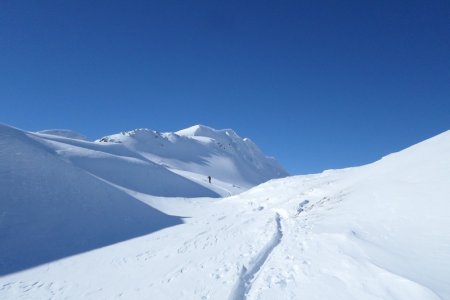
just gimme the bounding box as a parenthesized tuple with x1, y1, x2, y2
(1, 0, 449, 174)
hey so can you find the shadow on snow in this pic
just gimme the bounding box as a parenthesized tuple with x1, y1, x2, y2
(0, 125, 186, 276)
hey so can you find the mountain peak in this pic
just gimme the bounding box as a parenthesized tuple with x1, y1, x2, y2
(176, 124, 239, 140)
(94, 124, 288, 187)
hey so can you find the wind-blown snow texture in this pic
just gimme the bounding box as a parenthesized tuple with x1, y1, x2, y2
(1, 123, 449, 300)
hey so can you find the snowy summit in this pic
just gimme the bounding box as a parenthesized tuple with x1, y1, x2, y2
(96, 124, 289, 194)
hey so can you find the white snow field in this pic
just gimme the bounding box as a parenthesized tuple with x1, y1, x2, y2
(1, 123, 450, 300)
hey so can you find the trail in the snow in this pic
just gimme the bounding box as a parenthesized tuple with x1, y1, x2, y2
(229, 213, 283, 300)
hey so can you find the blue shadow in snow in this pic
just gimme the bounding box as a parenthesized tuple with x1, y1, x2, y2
(0, 125, 185, 276)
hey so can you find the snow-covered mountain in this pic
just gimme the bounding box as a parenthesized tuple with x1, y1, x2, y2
(1, 123, 449, 300)
(96, 124, 288, 189)
(6, 124, 288, 199)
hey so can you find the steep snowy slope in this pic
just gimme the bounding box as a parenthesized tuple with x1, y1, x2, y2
(0, 124, 183, 276)
(1, 128, 448, 299)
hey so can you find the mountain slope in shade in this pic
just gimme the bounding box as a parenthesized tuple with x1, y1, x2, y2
(0, 124, 183, 275)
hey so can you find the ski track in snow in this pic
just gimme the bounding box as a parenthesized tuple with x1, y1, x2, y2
(229, 213, 284, 300)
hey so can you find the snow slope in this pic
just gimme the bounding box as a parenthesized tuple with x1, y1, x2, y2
(0, 124, 183, 276)
(0, 123, 286, 275)
(1, 125, 449, 299)
(31, 124, 288, 198)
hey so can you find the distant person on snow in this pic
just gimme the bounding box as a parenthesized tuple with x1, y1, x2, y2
(208, 176, 212, 184)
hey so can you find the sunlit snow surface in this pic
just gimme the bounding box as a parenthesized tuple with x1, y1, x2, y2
(1, 124, 449, 299)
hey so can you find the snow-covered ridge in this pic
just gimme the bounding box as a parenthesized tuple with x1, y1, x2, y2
(96, 124, 289, 187)
(36, 129, 88, 140)
(175, 124, 240, 139)
(3, 123, 288, 198)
